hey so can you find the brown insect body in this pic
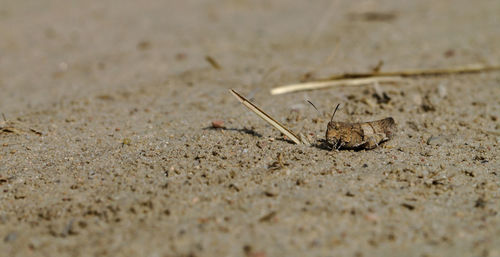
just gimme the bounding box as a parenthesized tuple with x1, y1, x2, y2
(326, 117, 396, 150)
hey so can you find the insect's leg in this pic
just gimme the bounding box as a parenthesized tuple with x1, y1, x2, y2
(363, 137, 376, 149)
(353, 141, 368, 149)
(337, 142, 345, 150)
(364, 133, 387, 149)
(328, 141, 337, 151)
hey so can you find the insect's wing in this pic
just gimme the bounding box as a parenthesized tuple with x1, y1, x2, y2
(371, 117, 396, 138)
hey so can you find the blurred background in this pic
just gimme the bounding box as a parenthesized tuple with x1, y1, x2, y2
(1, 0, 499, 113)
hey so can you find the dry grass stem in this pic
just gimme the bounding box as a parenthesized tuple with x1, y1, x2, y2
(230, 89, 303, 145)
(271, 76, 402, 95)
(271, 63, 500, 95)
(326, 63, 500, 80)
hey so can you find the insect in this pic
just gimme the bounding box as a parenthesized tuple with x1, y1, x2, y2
(325, 104, 396, 150)
(230, 89, 396, 150)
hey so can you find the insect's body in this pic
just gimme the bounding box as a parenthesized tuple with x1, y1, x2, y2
(326, 117, 396, 150)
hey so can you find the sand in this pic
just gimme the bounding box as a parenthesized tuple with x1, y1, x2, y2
(1, 0, 499, 256)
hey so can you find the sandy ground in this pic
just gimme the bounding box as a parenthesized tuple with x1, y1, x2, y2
(1, 0, 500, 256)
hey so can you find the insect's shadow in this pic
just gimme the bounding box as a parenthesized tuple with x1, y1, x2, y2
(275, 137, 299, 145)
(204, 127, 372, 152)
(312, 139, 333, 151)
(272, 137, 333, 151)
(203, 126, 263, 138)
(311, 139, 370, 152)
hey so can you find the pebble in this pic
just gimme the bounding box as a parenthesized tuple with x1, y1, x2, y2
(4, 232, 17, 242)
(426, 135, 448, 146)
(411, 93, 422, 106)
(211, 120, 225, 129)
(438, 83, 447, 98)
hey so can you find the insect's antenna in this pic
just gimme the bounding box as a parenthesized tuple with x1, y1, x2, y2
(330, 104, 340, 122)
(306, 100, 321, 115)
(1, 113, 6, 122)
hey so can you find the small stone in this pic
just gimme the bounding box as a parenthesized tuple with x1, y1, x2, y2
(411, 93, 422, 106)
(211, 120, 225, 129)
(364, 212, 379, 222)
(122, 138, 131, 146)
(443, 49, 455, 58)
(475, 198, 487, 208)
(421, 94, 435, 112)
(4, 232, 17, 242)
(426, 135, 449, 146)
(407, 121, 419, 131)
(401, 203, 415, 210)
(438, 83, 447, 98)
(259, 211, 277, 222)
(137, 40, 151, 50)
(256, 140, 267, 149)
(361, 97, 377, 108)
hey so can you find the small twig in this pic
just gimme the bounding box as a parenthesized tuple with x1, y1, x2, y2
(205, 55, 222, 70)
(29, 128, 43, 136)
(271, 76, 401, 95)
(230, 89, 303, 145)
(271, 64, 500, 95)
(325, 63, 500, 80)
(372, 60, 384, 73)
(1, 127, 22, 134)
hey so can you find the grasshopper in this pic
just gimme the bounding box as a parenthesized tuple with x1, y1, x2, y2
(325, 104, 396, 150)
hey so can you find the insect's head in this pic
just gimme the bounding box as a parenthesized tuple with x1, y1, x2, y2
(325, 104, 342, 149)
(307, 101, 343, 149)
